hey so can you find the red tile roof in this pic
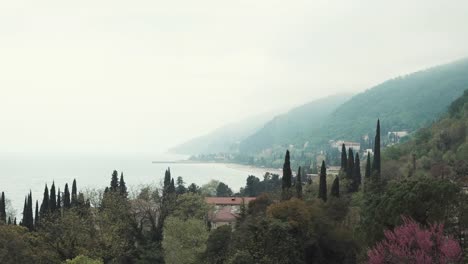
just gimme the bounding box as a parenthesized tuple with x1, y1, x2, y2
(211, 206, 237, 222)
(205, 197, 256, 205)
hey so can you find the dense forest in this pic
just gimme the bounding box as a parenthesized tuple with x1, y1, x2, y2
(0, 90, 467, 263)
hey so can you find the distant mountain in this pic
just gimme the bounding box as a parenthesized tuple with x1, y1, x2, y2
(324, 58, 468, 141)
(239, 58, 468, 154)
(238, 94, 352, 153)
(169, 112, 276, 155)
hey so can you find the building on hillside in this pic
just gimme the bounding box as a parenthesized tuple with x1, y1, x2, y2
(205, 197, 256, 229)
(330, 140, 361, 152)
(327, 166, 341, 176)
(388, 131, 409, 144)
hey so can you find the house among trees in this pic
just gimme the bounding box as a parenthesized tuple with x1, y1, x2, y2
(330, 140, 361, 151)
(205, 197, 256, 229)
(387, 130, 409, 144)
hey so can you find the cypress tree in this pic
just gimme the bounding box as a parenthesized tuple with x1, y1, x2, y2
(341, 144, 347, 172)
(346, 148, 355, 180)
(21, 197, 26, 227)
(365, 152, 371, 179)
(318, 161, 327, 202)
(349, 153, 362, 193)
(49, 182, 57, 212)
(0, 192, 6, 223)
(34, 200, 39, 228)
(7, 217, 11, 225)
(40, 184, 49, 215)
(14, 217, 17, 225)
(164, 168, 171, 192)
(119, 172, 127, 196)
(71, 179, 78, 207)
(110, 170, 119, 192)
(296, 167, 303, 199)
(330, 177, 340, 198)
(57, 188, 61, 210)
(281, 150, 292, 201)
(22, 192, 33, 231)
(372, 119, 381, 177)
(64, 184, 71, 209)
(169, 178, 176, 194)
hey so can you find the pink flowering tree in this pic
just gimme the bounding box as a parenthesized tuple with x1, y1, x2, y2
(368, 217, 462, 264)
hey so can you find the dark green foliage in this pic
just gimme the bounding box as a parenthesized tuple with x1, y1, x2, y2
(348, 153, 361, 193)
(346, 148, 354, 180)
(281, 150, 293, 201)
(330, 177, 340, 198)
(56, 189, 61, 210)
(110, 170, 119, 192)
(40, 185, 49, 215)
(169, 178, 176, 194)
(204, 225, 232, 264)
(176, 176, 187, 195)
(365, 152, 371, 180)
(49, 182, 57, 212)
(0, 192, 6, 223)
(164, 168, 171, 190)
(7, 217, 11, 225)
(216, 182, 233, 197)
(360, 176, 461, 245)
(71, 179, 77, 207)
(449, 89, 468, 118)
(22, 192, 34, 231)
(296, 167, 303, 199)
(372, 119, 381, 177)
(243, 175, 261, 197)
(187, 183, 200, 194)
(341, 144, 347, 172)
(119, 173, 127, 196)
(63, 184, 71, 209)
(319, 161, 327, 202)
(34, 200, 39, 228)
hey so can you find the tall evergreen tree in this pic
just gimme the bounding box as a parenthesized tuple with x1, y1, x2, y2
(0, 192, 6, 223)
(365, 152, 371, 179)
(164, 168, 171, 192)
(7, 217, 11, 225)
(296, 166, 303, 199)
(372, 119, 381, 177)
(110, 170, 119, 192)
(22, 192, 34, 231)
(64, 183, 71, 209)
(346, 148, 355, 179)
(71, 179, 78, 207)
(13, 217, 17, 225)
(169, 178, 176, 194)
(349, 153, 362, 193)
(119, 172, 127, 196)
(330, 177, 340, 198)
(281, 150, 293, 201)
(21, 197, 27, 228)
(176, 176, 187, 195)
(40, 184, 49, 215)
(49, 182, 57, 212)
(34, 200, 39, 228)
(341, 144, 348, 172)
(318, 161, 327, 202)
(57, 188, 61, 210)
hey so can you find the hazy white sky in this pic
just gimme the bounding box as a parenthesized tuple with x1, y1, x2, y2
(1, 0, 467, 154)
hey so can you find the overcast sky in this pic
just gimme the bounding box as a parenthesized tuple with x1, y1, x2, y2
(1, 0, 467, 154)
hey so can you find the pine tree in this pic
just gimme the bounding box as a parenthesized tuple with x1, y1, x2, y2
(281, 150, 293, 201)
(110, 170, 119, 192)
(49, 182, 57, 212)
(119, 172, 127, 196)
(341, 144, 348, 172)
(318, 161, 327, 202)
(176, 176, 187, 195)
(296, 167, 303, 199)
(330, 177, 340, 198)
(346, 148, 355, 180)
(71, 179, 78, 207)
(40, 184, 49, 215)
(0, 192, 6, 223)
(372, 119, 381, 177)
(57, 188, 61, 211)
(64, 183, 71, 209)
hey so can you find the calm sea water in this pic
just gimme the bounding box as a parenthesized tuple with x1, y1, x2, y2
(0, 153, 278, 218)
